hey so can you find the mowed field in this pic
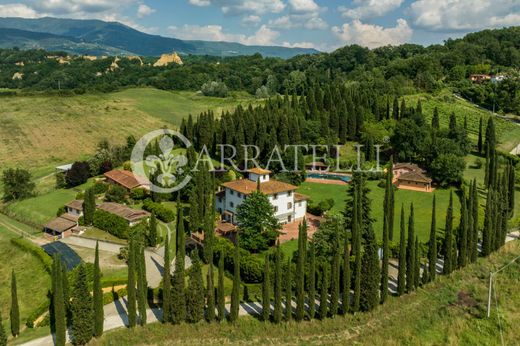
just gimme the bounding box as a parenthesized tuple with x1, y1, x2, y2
(0, 88, 257, 171)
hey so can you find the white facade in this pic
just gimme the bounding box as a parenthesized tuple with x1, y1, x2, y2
(216, 171, 307, 225)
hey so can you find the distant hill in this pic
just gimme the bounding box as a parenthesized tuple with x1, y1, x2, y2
(0, 17, 319, 58)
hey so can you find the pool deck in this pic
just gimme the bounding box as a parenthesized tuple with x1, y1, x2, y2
(305, 177, 349, 185)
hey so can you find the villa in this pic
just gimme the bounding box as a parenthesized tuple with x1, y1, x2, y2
(216, 168, 308, 225)
(104, 169, 149, 191)
(393, 163, 433, 192)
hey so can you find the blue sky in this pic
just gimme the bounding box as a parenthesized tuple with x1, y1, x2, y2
(0, 0, 519, 51)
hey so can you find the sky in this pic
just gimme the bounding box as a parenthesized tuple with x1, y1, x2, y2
(0, 0, 518, 51)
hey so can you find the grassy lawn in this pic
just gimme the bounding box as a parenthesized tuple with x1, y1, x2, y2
(0, 213, 41, 236)
(81, 228, 128, 245)
(279, 239, 298, 258)
(0, 226, 50, 333)
(91, 240, 520, 345)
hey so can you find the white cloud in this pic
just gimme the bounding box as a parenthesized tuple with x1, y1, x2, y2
(137, 4, 155, 18)
(288, 0, 319, 13)
(332, 18, 413, 49)
(169, 24, 279, 46)
(241, 15, 261, 25)
(339, 0, 403, 19)
(27, 0, 137, 15)
(269, 12, 328, 30)
(410, 0, 520, 30)
(0, 3, 43, 18)
(187, 0, 285, 15)
(282, 41, 315, 49)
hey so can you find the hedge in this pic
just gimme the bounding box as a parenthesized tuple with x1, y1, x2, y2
(142, 199, 175, 223)
(26, 300, 50, 328)
(213, 238, 263, 283)
(10, 238, 52, 273)
(93, 209, 130, 239)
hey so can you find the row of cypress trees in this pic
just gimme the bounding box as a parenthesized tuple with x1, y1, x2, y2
(0, 270, 20, 345)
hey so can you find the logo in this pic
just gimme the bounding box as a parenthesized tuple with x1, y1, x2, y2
(131, 129, 192, 193)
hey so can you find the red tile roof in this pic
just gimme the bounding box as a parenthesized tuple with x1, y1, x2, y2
(97, 202, 150, 223)
(398, 171, 432, 183)
(247, 167, 272, 175)
(104, 170, 143, 190)
(222, 178, 297, 195)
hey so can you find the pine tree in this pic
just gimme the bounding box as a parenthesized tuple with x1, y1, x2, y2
(53, 255, 66, 346)
(137, 240, 147, 326)
(443, 192, 454, 274)
(186, 253, 205, 323)
(309, 241, 317, 319)
(406, 204, 415, 292)
(470, 179, 479, 262)
(477, 117, 483, 154)
(295, 220, 307, 321)
(381, 177, 390, 303)
(205, 209, 216, 322)
(230, 237, 240, 322)
(262, 255, 271, 321)
(414, 236, 420, 289)
(273, 243, 282, 323)
(432, 107, 440, 130)
(217, 251, 226, 321)
(428, 196, 437, 281)
(284, 258, 292, 321)
(127, 236, 137, 328)
(351, 182, 362, 312)
(483, 188, 494, 257)
(330, 233, 340, 317)
(10, 270, 19, 337)
(171, 207, 186, 324)
(71, 264, 93, 346)
(360, 226, 380, 312)
(458, 192, 468, 268)
(0, 310, 7, 346)
(93, 242, 103, 338)
(162, 232, 171, 323)
(83, 188, 96, 225)
(397, 206, 406, 296)
(341, 234, 351, 314)
(319, 264, 329, 319)
(148, 212, 158, 247)
(61, 263, 69, 324)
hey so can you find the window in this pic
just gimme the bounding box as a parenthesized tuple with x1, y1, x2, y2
(230, 190, 234, 195)
(274, 206, 278, 213)
(288, 215, 292, 223)
(288, 191, 292, 197)
(287, 202, 292, 210)
(273, 193, 278, 200)
(237, 192, 242, 198)
(230, 202, 234, 208)
(218, 197, 222, 203)
(262, 175, 266, 180)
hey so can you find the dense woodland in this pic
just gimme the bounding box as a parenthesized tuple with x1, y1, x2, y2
(0, 26, 519, 114)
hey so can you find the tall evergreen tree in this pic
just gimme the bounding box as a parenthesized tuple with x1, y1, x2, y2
(284, 258, 292, 321)
(93, 242, 103, 338)
(127, 236, 137, 328)
(273, 243, 282, 323)
(172, 207, 186, 324)
(137, 240, 147, 326)
(397, 206, 406, 296)
(381, 170, 390, 303)
(53, 255, 66, 346)
(186, 253, 205, 323)
(341, 234, 351, 314)
(470, 179, 479, 262)
(482, 188, 494, 257)
(406, 204, 415, 292)
(360, 226, 380, 312)
(351, 181, 362, 312)
(10, 270, 19, 337)
(230, 236, 240, 322)
(83, 188, 96, 226)
(392, 96, 399, 120)
(262, 255, 271, 321)
(330, 233, 340, 317)
(162, 232, 171, 323)
(432, 107, 440, 130)
(295, 220, 307, 321)
(443, 192, 454, 274)
(204, 207, 216, 322)
(428, 196, 437, 281)
(217, 251, 226, 321)
(458, 192, 468, 268)
(414, 236, 420, 289)
(309, 241, 317, 319)
(148, 212, 158, 247)
(319, 264, 329, 319)
(71, 264, 93, 346)
(477, 117, 483, 154)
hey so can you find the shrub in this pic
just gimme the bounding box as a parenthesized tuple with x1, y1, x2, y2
(130, 188, 148, 201)
(26, 300, 50, 328)
(91, 181, 109, 195)
(105, 184, 127, 203)
(308, 198, 335, 216)
(10, 238, 52, 273)
(93, 209, 129, 239)
(201, 81, 229, 98)
(56, 206, 66, 217)
(142, 199, 175, 223)
(65, 161, 90, 188)
(213, 238, 263, 283)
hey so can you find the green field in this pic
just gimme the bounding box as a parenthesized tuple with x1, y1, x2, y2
(298, 180, 460, 242)
(0, 216, 50, 330)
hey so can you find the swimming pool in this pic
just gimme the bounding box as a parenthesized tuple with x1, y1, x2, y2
(306, 172, 352, 183)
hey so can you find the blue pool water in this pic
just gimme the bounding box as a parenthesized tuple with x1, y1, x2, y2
(307, 172, 352, 183)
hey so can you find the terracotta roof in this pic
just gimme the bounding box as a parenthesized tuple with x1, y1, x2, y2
(60, 213, 80, 222)
(65, 200, 83, 210)
(222, 178, 297, 195)
(44, 217, 77, 233)
(104, 170, 142, 190)
(97, 202, 150, 223)
(393, 163, 424, 172)
(247, 167, 271, 175)
(294, 193, 310, 202)
(398, 171, 432, 183)
(215, 221, 237, 234)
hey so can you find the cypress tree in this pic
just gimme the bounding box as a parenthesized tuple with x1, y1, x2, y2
(443, 192, 454, 274)
(284, 258, 292, 321)
(329, 233, 340, 317)
(414, 237, 420, 289)
(360, 226, 380, 312)
(432, 107, 440, 130)
(381, 177, 390, 303)
(83, 188, 96, 226)
(162, 232, 171, 323)
(392, 96, 399, 120)
(406, 204, 415, 292)
(217, 251, 225, 322)
(351, 183, 362, 312)
(397, 206, 406, 296)
(483, 188, 494, 257)
(149, 212, 158, 247)
(341, 234, 351, 314)
(172, 208, 186, 324)
(186, 252, 205, 323)
(0, 310, 6, 346)
(458, 192, 468, 268)
(137, 241, 147, 326)
(273, 242, 282, 323)
(53, 255, 66, 346)
(319, 264, 329, 319)
(205, 211, 216, 322)
(10, 270, 19, 337)
(470, 179, 479, 262)
(262, 256, 271, 321)
(508, 161, 515, 213)
(295, 220, 307, 321)
(477, 117, 483, 154)
(309, 241, 317, 319)
(428, 196, 437, 281)
(127, 236, 137, 328)
(230, 236, 240, 322)
(93, 242, 103, 338)
(61, 263, 69, 323)
(71, 264, 93, 346)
